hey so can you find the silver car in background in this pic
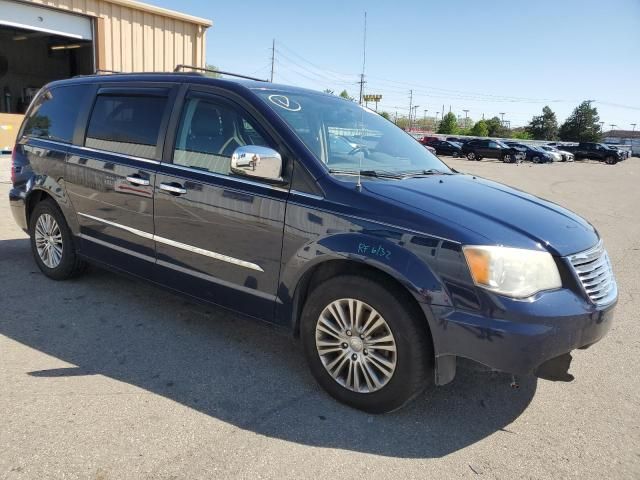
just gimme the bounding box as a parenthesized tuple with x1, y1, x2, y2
(542, 145, 574, 162)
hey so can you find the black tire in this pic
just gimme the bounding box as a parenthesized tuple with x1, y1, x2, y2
(502, 153, 513, 163)
(466, 151, 476, 161)
(300, 274, 433, 413)
(532, 156, 541, 164)
(29, 198, 86, 280)
(605, 155, 617, 165)
(476, 155, 483, 161)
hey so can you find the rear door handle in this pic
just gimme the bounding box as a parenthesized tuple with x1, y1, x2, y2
(126, 175, 150, 186)
(159, 182, 187, 195)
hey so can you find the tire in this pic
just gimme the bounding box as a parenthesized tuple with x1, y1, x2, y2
(532, 156, 541, 164)
(502, 153, 513, 163)
(29, 198, 86, 280)
(466, 151, 476, 161)
(300, 274, 433, 413)
(605, 155, 617, 165)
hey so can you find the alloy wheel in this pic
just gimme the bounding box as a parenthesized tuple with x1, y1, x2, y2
(315, 298, 397, 393)
(34, 213, 63, 268)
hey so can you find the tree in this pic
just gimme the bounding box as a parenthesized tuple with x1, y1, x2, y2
(511, 129, 533, 140)
(339, 90, 354, 101)
(485, 116, 510, 138)
(526, 106, 558, 140)
(204, 64, 221, 78)
(470, 119, 489, 137)
(323, 88, 334, 95)
(437, 112, 459, 134)
(559, 101, 602, 142)
(379, 111, 391, 121)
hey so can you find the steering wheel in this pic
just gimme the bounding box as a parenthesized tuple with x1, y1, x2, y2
(348, 145, 370, 157)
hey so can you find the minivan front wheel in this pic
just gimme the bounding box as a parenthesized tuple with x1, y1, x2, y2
(300, 275, 433, 413)
(29, 199, 86, 280)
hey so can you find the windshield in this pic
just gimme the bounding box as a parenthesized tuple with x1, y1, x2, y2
(254, 89, 450, 175)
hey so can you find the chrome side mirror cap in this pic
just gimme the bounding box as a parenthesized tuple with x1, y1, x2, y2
(231, 146, 283, 182)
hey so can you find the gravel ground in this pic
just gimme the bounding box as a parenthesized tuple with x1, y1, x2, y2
(0, 155, 638, 479)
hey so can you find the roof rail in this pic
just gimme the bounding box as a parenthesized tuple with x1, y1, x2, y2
(174, 64, 268, 82)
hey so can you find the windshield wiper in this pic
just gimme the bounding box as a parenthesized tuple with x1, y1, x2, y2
(328, 169, 405, 179)
(400, 169, 454, 178)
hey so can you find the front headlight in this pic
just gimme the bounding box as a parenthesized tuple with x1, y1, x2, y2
(462, 246, 561, 298)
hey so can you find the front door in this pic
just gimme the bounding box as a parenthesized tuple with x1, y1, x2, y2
(153, 91, 288, 320)
(65, 86, 175, 277)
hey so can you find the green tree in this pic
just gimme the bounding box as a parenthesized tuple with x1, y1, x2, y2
(379, 111, 391, 121)
(323, 88, 335, 95)
(485, 116, 510, 138)
(559, 101, 602, 142)
(437, 112, 459, 134)
(511, 129, 533, 140)
(204, 64, 221, 78)
(339, 90, 354, 101)
(470, 119, 489, 137)
(526, 106, 559, 140)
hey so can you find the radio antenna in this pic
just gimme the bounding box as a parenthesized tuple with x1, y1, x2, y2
(356, 11, 367, 193)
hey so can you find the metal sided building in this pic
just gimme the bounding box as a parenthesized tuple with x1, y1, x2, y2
(0, 0, 212, 149)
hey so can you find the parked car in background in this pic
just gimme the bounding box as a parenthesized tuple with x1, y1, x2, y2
(561, 143, 623, 164)
(419, 135, 440, 145)
(462, 139, 522, 163)
(604, 145, 630, 160)
(425, 139, 463, 157)
(505, 142, 554, 163)
(446, 137, 469, 145)
(9, 73, 618, 413)
(425, 144, 437, 155)
(541, 145, 573, 162)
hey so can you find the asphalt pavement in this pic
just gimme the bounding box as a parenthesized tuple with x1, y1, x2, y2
(0, 155, 638, 479)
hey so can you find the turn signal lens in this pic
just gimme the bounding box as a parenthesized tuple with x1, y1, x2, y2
(463, 245, 562, 298)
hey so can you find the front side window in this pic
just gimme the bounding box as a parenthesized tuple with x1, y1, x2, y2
(173, 97, 270, 175)
(23, 85, 91, 143)
(85, 95, 167, 159)
(254, 90, 449, 175)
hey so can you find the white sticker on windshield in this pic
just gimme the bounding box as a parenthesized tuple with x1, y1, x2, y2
(268, 94, 302, 112)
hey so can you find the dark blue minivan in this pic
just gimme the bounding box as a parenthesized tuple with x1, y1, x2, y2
(9, 73, 617, 412)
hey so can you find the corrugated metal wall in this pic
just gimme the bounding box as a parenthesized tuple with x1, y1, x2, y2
(24, 0, 209, 72)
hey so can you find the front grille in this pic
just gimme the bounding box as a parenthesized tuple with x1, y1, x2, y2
(568, 241, 617, 306)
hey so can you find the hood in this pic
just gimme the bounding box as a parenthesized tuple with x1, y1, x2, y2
(363, 174, 598, 256)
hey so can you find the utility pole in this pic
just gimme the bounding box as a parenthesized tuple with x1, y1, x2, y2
(423, 109, 428, 131)
(631, 123, 637, 148)
(499, 112, 505, 125)
(599, 121, 605, 134)
(463, 109, 469, 129)
(608, 124, 616, 136)
(412, 106, 419, 131)
(441, 104, 445, 123)
(359, 12, 367, 105)
(408, 90, 413, 130)
(435, 112, 440, 131)
(270, 38, 275, 82)
(394, 111, 398, 125)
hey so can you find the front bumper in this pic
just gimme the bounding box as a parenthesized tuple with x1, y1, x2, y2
(426, 288, 616, 378)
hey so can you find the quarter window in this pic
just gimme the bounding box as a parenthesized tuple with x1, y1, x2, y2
(22, 85, 91, 143)
(85, 95, 167, 159)
(173, 97, 270, 175)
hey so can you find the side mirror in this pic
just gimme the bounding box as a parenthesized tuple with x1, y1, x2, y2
(231, 145, 283, 182)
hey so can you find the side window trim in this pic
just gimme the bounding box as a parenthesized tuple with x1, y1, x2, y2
(166, 90, 278, 177)
(80, 84, 177, 161)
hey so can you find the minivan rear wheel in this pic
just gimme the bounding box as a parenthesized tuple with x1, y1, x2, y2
(300, 274, 433, 413)
(29, 199, 86, 280)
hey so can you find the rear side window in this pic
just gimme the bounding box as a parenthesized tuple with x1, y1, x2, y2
(22, 85, 91, 143)
(85, 95, 167, 159)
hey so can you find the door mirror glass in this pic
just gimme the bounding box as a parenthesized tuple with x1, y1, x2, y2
(231, 145, 283, 182)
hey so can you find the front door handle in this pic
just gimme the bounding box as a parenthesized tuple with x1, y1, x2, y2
(126, 175, 150, 186)
(159, 182, 187, 195)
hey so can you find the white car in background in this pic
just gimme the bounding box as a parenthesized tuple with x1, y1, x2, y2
(542, 145, 574, 162)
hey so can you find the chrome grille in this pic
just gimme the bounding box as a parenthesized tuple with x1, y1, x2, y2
(568, 241, 617, 306)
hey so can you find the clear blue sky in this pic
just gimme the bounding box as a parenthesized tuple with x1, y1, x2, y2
(151, 0, 639, 129)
